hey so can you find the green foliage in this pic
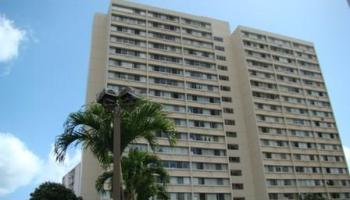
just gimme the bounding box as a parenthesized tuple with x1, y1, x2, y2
(54, 98, 176, 199)
(54, 98, 176, 168)
(96, 150, 169, 200)
(29, 182, 82, 200)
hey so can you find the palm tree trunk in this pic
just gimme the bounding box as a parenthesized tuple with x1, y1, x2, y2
(120, 164, 125, 200)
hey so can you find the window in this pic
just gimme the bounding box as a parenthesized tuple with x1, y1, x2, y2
(187, 107, 221, 116)
(150, 90, 185, 100)
(112, 5, 145, 16)
(109, 47, 146, 58)
(108, 59, 146, 70)
(163, 104, 186, 113)
(149, 54, 182, 64)
(182, 28, 212, 39)
(156, 146, 188, 155)
(181, 18, 211, 29)
(156, 131, 187, 140)
(149, 77, 184, 87)
(189, 120, 224, 129)
(110, 36, 146, 47)
(220, 86, 231, 91)
(183, 38, 213, 49)
(218, 65, 228, 71)
(223, 108, 234, 113)
(112, 15, 146, 26)
(148, 11, 179, 22)
(231, 170, 242, 176)
(232, 183, 244, 190)
(190, 134, 224, 142)
(108, 72, 147, 82)
(229, 157, 240, 163)
(225, 120, 235, 126)
(184, 48, 214, 59)
(148, 31, 180, 42)
(191, 148, 226, 156)
(184, 59, 215, 69)
(264, 152, 272, 159)
(214, 36, 224, 42)
(253, 92, 279, 100)
(219, 75, 229, 81)
(175, 177, 184, 184)
(216, 55, 226, 61)
(187, 94, 220, 104)
(150, 65, 183, 75)
(222, 96, 232, 102)
(228, 144, 239, 150)
(162, 161, 189, 169)
(186, 82, 219, 92)
(152, 21, 179, 31)
(192, 162, 227, 171)
(226, 131, 237, 137)
(185, 70, 217, 80)
(149, 42, 181, 53)
(111, 25, 146, 36)
(215, 45, 225, 51)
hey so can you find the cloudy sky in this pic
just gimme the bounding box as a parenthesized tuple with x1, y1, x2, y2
(0, 0, 350, 199)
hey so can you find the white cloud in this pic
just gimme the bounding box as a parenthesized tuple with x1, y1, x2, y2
(343, 146, 350, 169)
(36, 147, 81, 183)
(0, 14, 26, 62)
(0, 14, 26, 76)
(0, 132, 81, 197)
(0, 133, 41, 196)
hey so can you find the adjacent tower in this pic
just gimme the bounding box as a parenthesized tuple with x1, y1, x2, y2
(231, 26, 350, 200)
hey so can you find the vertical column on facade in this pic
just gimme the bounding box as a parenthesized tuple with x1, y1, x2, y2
(268, 39, 301, 197)
(293, 46, 330, 199)
(178, 17, 195, 197)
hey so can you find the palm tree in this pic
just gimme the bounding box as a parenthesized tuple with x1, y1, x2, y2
(54, 98, 176, 198)
(54, 98, 176, 165)
(96, 150, 169, 200)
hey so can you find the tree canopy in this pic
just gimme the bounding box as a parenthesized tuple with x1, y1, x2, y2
(30, 182, 82, 200)
(54, 99, 176, 168)
(96, 150, 169, 200)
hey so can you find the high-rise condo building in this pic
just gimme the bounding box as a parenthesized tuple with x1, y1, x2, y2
(79, 0, 350, 200)
(230, 27, 350, 200)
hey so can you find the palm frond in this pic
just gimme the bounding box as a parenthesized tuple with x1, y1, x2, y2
(120, 99, 176, 153)
(54, 103, 113, 165)
(95, 171, 113, 193)
(54, 98, 176, 198)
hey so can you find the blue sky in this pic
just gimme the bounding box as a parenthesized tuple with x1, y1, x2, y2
(0, 0, 349, 199)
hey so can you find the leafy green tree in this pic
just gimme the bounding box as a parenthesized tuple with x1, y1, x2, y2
(29, 182, 82, 200)
(96, 150, 169, 200)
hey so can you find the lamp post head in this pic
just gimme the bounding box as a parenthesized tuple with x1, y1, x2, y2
(97, 89, 117, 107)
(118, 87, 140, 104)
(97, 87, 140, 109)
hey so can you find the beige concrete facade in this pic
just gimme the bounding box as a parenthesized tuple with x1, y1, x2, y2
(63, 163, 82, 196)
(81, 1, 350, 200)
(231, 26, 350, 200)
(81, 13, 109, 200)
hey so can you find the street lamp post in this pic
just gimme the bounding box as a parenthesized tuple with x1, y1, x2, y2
(97, 87, 139, 200)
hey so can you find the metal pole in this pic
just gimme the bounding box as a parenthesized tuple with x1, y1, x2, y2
(112, 106, 121, 200)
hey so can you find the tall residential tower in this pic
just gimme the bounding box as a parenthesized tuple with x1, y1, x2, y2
(80, 1, 350, 200)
